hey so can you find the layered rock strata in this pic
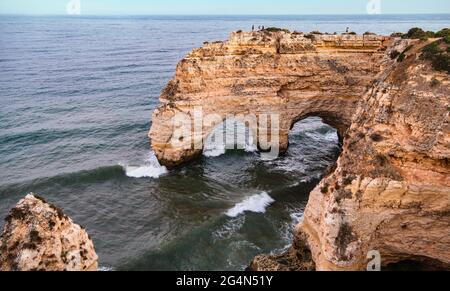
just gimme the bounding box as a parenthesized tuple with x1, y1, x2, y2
(150, 31, 392, 167)
(150, 30, 450, 270)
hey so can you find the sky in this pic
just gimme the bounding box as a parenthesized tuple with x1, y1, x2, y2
(0, 0, 449, 15)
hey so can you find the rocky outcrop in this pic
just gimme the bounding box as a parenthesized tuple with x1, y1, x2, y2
(0, 194, 98, 271)
(250, 231, 315, 271)
(150, 30, 449, 270)
(150, 31, 393, 167)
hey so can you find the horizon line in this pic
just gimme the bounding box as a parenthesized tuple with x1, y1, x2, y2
(1, 12, 450, 17)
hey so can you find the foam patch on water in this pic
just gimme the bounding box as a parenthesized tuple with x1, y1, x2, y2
(122, 152, 168, 179)
(226, 192, 275, 218)
(290, 211, 304, 225)
(203, 145, 226, 157)
(244, 141, 257, 153)
(203, 118, 257, 158)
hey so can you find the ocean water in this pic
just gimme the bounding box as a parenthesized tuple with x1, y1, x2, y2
(0, 14, 448, 271)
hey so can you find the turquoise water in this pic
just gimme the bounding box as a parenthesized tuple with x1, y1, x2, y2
(0, 15, 448, 270)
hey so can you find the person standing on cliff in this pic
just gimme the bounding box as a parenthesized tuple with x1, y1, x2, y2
(252, 25, 254, 31)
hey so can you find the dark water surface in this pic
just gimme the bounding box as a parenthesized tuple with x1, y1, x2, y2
(0, 15, 448, 270)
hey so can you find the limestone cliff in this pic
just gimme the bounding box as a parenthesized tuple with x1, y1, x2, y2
(150, 31, 393, 167)
(294, 38, 450, 271)
(150, 30, 450, 270)
(253, 38, 450, 271)
(0, 194, 98, 271)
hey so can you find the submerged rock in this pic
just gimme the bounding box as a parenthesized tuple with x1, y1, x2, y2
(0, 194, 98, 271)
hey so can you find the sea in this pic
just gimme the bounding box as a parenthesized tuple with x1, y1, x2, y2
(0, 14, 448, 270)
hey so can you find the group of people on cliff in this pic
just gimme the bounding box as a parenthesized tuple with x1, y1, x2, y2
(252, 25, 265, 31)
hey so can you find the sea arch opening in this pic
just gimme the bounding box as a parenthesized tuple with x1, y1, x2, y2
(202, 116, 258, 158)
(286, 116, 342, 177)
(288, 111, 350, 147)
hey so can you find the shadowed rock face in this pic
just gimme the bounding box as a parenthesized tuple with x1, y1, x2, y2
(150, 31, 393, 167)
(0, 194, 98, 271)
(252, 39, 450, 271)
(295, 39, 450, 271)
(151, 31, 450, 271)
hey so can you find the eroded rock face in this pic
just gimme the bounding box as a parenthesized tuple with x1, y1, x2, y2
(298, 40, 450, 271)
(150, 31, 393, 167)
(151, 30, 450, 271)
(0, 194, 98, 271)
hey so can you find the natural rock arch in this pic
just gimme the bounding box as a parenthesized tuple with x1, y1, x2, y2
(150, 31, 392, 167)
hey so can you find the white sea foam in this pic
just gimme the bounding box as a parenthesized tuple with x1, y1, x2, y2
(203, 118, 257, 157)
(290, 211, 304, 225)
(122, 152, 168, 179)
(125, 165, 168, 178)
(203, 144, 226, 157)
(226, 192, 275, 218)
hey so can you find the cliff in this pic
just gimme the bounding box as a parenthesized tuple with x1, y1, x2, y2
(0, 194, 98, 271)
(296, 39, 450, 270)
(150, 30, 450, 270)
(253, 37, 450, 271)
(150, 31, 393, 166)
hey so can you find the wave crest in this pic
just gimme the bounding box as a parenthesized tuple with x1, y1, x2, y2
(122, 152, 168, 179)
(226, 192, 275, 218)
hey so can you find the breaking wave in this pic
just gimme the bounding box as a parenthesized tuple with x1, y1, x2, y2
(226, 192, 275, 218)
(122, 152, 168, 179)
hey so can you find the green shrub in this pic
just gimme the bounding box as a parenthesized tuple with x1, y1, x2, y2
(436, 28, 450, 38)
(422, 41, 441, 60)
(364, 31, 376, 35)
(444, 35, 450, 44)
(432, 53, 450, 73)
(404, 27, 426, 39)
(391, 32, 404, 38)
(421, 39, 450, 74)
(265, 27, 290, 33)
(348, 31, 357, 35)
(310, 31, 323, 35)
(426, 31, 436, 38)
